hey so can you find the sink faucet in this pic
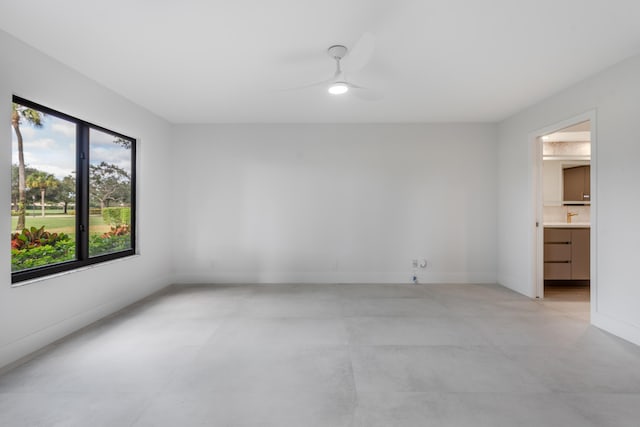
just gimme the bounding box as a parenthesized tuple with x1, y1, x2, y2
(567, 212, 578, 223)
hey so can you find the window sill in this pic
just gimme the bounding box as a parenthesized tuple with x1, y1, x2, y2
(11, 254, 140, 288)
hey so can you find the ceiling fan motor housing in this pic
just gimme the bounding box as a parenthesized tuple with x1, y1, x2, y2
(328, 45, 348, 59)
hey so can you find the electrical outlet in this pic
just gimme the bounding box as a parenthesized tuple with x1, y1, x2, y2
(412, 259, 418, 268)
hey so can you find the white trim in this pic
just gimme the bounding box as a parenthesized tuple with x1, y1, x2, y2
(590, 112, 598, 315)
(534, 134, 544, 298)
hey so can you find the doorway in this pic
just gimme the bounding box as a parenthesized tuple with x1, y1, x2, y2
(533, 112, 595, 311)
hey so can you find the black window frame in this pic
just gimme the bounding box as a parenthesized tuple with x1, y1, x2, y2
(11, 96, 136, 284)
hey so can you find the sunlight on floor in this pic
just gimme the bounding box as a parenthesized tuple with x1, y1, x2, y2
(540, 281, 590, 322)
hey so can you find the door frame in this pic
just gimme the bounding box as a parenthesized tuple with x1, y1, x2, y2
(531, 110, 597, 305)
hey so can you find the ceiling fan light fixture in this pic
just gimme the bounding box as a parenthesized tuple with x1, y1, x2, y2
(328, 82, 349, 95)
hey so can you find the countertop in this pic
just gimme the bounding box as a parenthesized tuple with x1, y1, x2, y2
(544, 222, 590, 228)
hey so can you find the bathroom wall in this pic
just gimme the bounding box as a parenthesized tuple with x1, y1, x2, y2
(543, 205, 590, 224)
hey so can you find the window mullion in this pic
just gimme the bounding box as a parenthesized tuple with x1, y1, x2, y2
(77, 124, 90, 261)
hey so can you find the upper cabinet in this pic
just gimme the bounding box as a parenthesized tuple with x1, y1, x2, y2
(563, 165, 590, 202)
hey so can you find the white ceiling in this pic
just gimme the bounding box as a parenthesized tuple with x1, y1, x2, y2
(1, 0, 640, 124)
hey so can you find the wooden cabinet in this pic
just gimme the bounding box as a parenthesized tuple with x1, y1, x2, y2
(544, 228, 590, 280)
(544, 228, 572, 280)
(570, 228, 590, 279)
(563, 165, 590, 202)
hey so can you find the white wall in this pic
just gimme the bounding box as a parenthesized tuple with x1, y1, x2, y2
(0, 30, 173, 368)
(498, 53, 640, 345)
(171, 123, 497, 284)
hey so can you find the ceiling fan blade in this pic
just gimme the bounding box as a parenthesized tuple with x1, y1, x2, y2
(349, 84, 383, 101)
(347, 82, 366, 89)
(278, 77, 332, 92)
(343, 32, 375, 73)
(279, 67, 340, 92)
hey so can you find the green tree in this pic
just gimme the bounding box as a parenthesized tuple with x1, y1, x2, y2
(26, 171, 59, 217)
(12, 103, 44, 229)
(90, 162, 130, 210)
(114, 136, 132, 149)
(56, 175, 76, 214)
(11, 164, 38, 212)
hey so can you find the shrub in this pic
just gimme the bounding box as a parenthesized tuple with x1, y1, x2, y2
(12, 241, 75, 271)
(11, 226, 71, 250)
(102, 225, 130, 237)
(89, 231, 131, 257)
(101, 207, 131, 226)
(11, 227, 75, 272)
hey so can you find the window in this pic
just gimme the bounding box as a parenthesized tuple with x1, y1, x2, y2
(11, 96, 136, 283)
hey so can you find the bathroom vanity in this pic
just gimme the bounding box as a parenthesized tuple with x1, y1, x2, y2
(543, 226, 590, 280)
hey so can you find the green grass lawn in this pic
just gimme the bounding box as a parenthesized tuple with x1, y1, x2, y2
(11, 215, 111, 236)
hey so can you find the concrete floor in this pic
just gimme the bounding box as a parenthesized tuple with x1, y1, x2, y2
(1, 283, 639, 426)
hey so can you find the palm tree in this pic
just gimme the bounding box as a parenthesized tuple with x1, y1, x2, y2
(26, 171, 58, 217)
(12, 103, 43, 229)
(11, 164, 38, 212)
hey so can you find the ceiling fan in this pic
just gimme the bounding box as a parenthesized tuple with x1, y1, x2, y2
(287, 33, 380, 99)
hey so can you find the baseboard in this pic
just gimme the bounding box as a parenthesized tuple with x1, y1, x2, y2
(0, 283, 172, 371)
(496, 274, 535, 298)
(173, 271, 497, 285)
(591, 311, 640, 347)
